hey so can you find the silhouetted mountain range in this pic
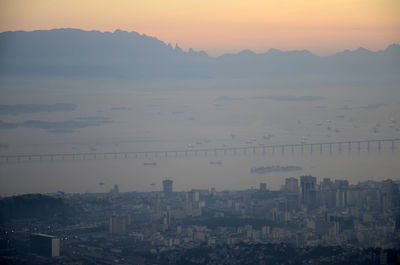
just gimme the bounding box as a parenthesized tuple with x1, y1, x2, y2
(0, 28, 399, 82)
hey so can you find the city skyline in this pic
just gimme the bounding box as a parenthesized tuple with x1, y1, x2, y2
(1, 174, 399, 264)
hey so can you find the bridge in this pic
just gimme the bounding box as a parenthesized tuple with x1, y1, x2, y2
(0, 138, 399, 164)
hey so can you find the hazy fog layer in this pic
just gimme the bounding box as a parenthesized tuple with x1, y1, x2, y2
(0, 77, 399, 195)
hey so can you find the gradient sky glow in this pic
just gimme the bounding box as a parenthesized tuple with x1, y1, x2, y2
(0, 0, 399, 56)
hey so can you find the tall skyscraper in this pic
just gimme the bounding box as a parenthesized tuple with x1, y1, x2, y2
(284, 177, 299, 193)
(283, 178, 300, 212)
(259, 183, 267, 191)
(110, 184, 119, 194)
(335, 179, 349, 209)
(300, 175, 317, 209)
(320, 178, 336, 209)
(163, 179, 173, 196)
(380, 179, 399, 212)
(184, 189, 203, 217)
(153, 193, 161, 214)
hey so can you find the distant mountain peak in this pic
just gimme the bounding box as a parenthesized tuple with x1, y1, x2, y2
(385, 43, 400, 52)
(354, 47, 371, 53)
(333, 46, 372, 57)
(174, 43, 183, 52)
(238, 49, 255, 55)
(266, 48, 281, 54)
(113, 29, 126, 34)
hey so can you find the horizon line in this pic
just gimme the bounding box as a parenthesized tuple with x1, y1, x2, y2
(1, 27, 399, 58)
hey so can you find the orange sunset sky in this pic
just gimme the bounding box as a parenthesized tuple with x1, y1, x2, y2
(0, 0, 399, 56)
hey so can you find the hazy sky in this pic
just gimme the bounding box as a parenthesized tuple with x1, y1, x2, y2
(0, 0, 399, 56)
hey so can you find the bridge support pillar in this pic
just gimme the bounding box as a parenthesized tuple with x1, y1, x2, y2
(282, 145, 284, 154)
(358, 142, 361, 152)
(392, 140, 395, 152)
(291, 145, 294, 153)
(320, 144, 323, 153)
(378, 141, 381, 152)
(367, 141, 370, 152)
(329, 144, 332, 153)
(310, 144, 312, 153)
(348, 142, 351, 152)
(253, 147, 256, 154)
(272, 146, 275, 153)
(338, 143, 342, 153)
(301, 144, 304, 153)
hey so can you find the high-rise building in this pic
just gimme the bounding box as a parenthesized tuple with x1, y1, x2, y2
(300, 175, 317, 209)
(163, 179, 173, 196)
(211, 187, 217, 196)
(186, 189, 202, 216)
(189, 189, 199, 202)
(30, 233, 60, 257)
(335, 179, 349, 209)
(320, 178, 336, 209)
(380, 179, 399, 212)
(259, 183, 267, 191)
(110, 184, 119, 194)
(109, 216, 127, 235)
(284, 177, 299, 193)
(153, 193, 161, 214)
(281, 178, 300, 213)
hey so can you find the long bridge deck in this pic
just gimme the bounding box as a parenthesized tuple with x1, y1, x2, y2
(0, 138, 399, 164)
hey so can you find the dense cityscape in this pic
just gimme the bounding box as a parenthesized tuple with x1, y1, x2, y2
(1, 1, 400, 264)
(1, 175, 399, 264)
